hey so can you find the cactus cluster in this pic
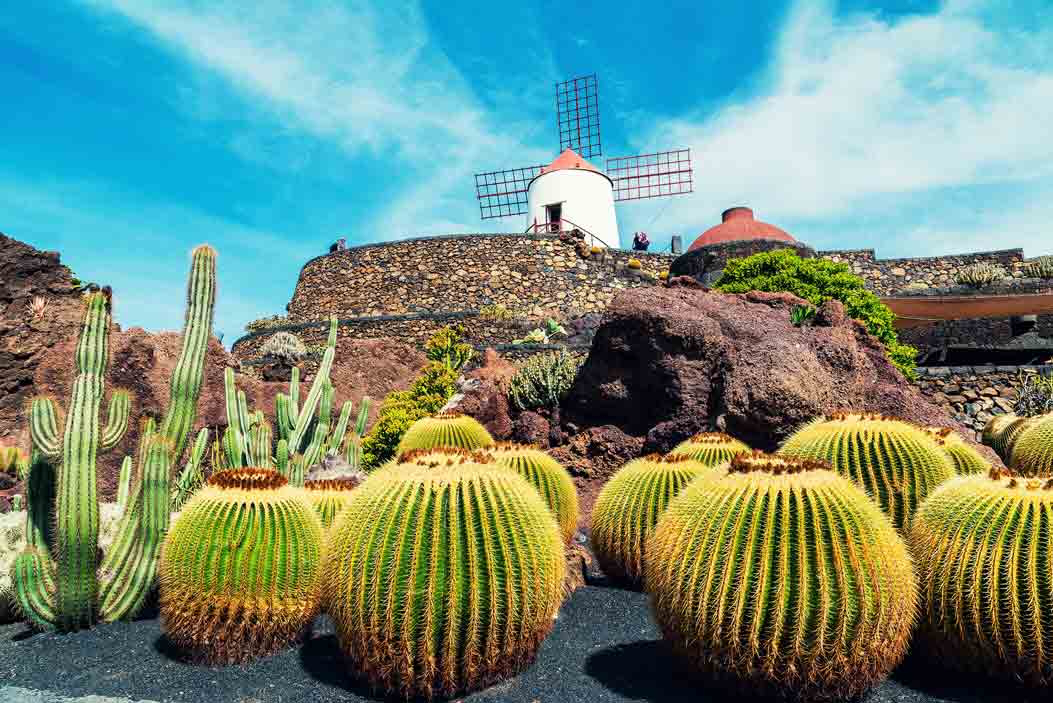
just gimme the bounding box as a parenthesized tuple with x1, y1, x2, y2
(779, 412, 955, 527)
(590, 455, 707, 587)
(0, 445, 28, 476)
(160, 468, 324, 662)
(666, 432, 750, 467)
(259, 330, 306, 363)
(647, 452, 916, 701)
(924, 427, 991, 475)
(325, 455, 564, 698)
(1024, 255, 1053, 279)
(955, 262, 1007, 288)
(1009, 413, 1053, 476)
(981, 413, 1028, 461)
(489, 443, 579, 542)
(395, 411, 494, 455)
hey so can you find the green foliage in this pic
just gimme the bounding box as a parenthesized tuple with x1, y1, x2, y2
(512, 318, 568, 345)
(649, 452, 916, 700)
(790, 303, 816, 326)
(1015, 373, 1053, 417)
(170, 428, 209, 511)
(714, 249, 918, 379)
(955, 262, 1007, 288)
(505, 349, 583, 411)
(360, 362, 459, 470)
(425, 324, 474, 371)
(479, 303, 515, 320)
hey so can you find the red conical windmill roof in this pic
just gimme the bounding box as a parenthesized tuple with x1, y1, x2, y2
(540, 148, 603, 175)
(688, 207, 795, 251)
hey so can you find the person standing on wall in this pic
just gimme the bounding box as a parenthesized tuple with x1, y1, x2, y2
(632, 231, 650, 251)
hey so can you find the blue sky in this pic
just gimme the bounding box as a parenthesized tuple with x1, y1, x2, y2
(3, 0, 1052, 341)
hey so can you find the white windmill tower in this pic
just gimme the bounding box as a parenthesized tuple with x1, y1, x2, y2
(474, 74, 693, 248)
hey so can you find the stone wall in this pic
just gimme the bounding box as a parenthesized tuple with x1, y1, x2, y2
(900, 315, 1053, 352)
(821, 248, 1026, 295)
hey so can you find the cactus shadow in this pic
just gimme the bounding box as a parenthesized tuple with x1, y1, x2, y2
(585, 639, 735, 703)
(891, 650, 1028, 703)
(298, 632, 388, 701)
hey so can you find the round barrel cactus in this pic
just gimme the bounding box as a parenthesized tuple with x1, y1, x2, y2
(911, 468, 1053, 683)
(983, 413, 1035, 463)
(489, 443, 579, 542)
(395, 411, 494, 455)
(924, 427, 991, 475)
(666, 432, 750, 467)
(1009, 413, 1053, 476)
(590, 455, 707, 587)
(325, 456, 564, 699)
(304, 478, 360, 528)
(779, 412, 955, 527)
(647, 452, 916, 701)
(159, 468, 324, 663)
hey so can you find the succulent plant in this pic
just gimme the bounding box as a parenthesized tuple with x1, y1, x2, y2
(779, 412, 955, 528)
(923, 427, 991, 475)
(1008, 413, 1053, 476)
(0, 445, 28, 476)
(303, 478, 360, 528)
(1024, 255, 1053, 279)
(627, 257, 642, 270)
(911, 468, 1053, 683)
(489, 443, 579, 542)
(983, 413, 1037, 463)
(260, 330, 306, 364)
(395, 411, 494, 455)
(325, 455, 564, 699)
(590, 454, 707, 587)
(790, 303, 817, 326)
(647, 452, 916, 701)
(666, 432, 750, 467)
(955, 262, 1007, 288)
(160, 468, 324, 663)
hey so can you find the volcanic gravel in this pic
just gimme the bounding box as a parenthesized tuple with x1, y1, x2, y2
(0, 586, 1042, 703)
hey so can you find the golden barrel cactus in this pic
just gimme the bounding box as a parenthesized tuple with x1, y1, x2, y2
(590, 455, 706, 587)
(647, 452, 916, 701)
(666, 432, 750, 467)
(911, 468, 1053, 683)
(395, 411, 494, 455)
(489, 443, 579, 542)
(924, 427, 991, 475)
(303, 478, 360, 528)
(325, 455, 564, 699)
(159, 468, 324, 662)
(983, 413, 1034, 463)
(1009, 413, 1053, 476)
(779, 412, 955, 527)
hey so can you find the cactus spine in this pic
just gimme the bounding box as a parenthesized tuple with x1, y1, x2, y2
(1009, 413, 1053, 476)
(325, 457, 564, 698)
(666, 432, 751, 466)
(395, 411, 495, 456)
(160, 468, 324, 662)
(116, 456, 132, 508)
(590, 455, 707, 587)
(303, 478, 359, 528)
(983, 413, 1035, 463)
(911, 468, 1053, 683)
(924, 427, 991, 475)
(343, 397, 371, 470)
(779, 412, 955, 528)
(489, 443, 579, 542)
(647, 452, 916, 701)
(170, 428, 209, 511)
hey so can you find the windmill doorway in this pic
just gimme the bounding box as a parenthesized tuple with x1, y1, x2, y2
(545, 203, 562, 232)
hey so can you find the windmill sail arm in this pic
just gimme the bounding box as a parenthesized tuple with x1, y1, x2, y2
(607, 148, 693, 202)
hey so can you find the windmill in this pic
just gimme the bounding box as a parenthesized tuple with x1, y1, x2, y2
(473, 74, 693, 249)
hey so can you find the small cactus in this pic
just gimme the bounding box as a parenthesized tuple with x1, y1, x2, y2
(1008, 413, 1053, 476)
(303, 478, 360, 528)
(627, 257, 642, 270)
(489, 443, 579, 542)
(911, 468, 1053, 683)
(590, 455, 707, 587)
(160, 468, 324, 663)
(1024, 255, 1053, 279)
(647, 452, 916, 701)
(923, 427, 991, 475)
(325, 456, 564, 699)
(666, 432, 750, 467)
(395, 411, 494, 455)
(779, 412, 955, 528)
(955, 262, 1007, 288)
(260, 331, 307, 364)
(982, 413, 1036, 462)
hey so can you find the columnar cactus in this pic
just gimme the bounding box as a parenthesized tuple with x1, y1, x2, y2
(160, 468, 324, 663)
(647, 452, 917, 701)
(1009, 413, 1053, 476)
(666, 432, 750, 467)
(303, 478, 359, 528)
(924, 427, 991, 475)
(325, 456, 564, 699)
(911, 468, 1053, 683)
(489, 443, 579, 542)
(590, 455, 707, 587)
(394, 411, 494, 455)
(779, 412, 955, 528)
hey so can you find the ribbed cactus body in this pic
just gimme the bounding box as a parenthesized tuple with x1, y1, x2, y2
(911, 469, 1053, 683)
(490, 443, 579, 542)
(160, 468, 324, 663)
(1009, 413, 1053, 476)
(779, 412, 955, 528)
(924, 427, 991, 475)
(395, 411, 494, 455)
(325, 458, 564, 699)
(590, 455, 706, 587)
(303, 479, 359, 528)
(983, 413, 1034, 463)
(666, 432, 750, 466)
(647, 452, 916, 701)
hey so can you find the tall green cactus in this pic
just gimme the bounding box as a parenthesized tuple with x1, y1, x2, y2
(170, 428, 209, 510)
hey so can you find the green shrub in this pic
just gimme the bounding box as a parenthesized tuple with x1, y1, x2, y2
(715, 250, 917, 379)
(425, 324, 474, 371)
(1015, 373, 1053, 416)
(505, 350, 583, 411)
(790, 303, 816, 326)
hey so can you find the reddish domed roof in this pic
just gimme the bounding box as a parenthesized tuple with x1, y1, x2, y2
(540, 148, 602, 175)
(687, 207, 795, 251)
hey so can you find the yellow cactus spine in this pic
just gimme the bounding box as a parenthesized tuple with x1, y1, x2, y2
(394, 411, 494, 455)
(489, 443, 580, 542)
(779, 412, 955, 528)
(666, 431, 750, 466)
(1008, 413, 1053, 476)
(325, 457, 564, 699)
(303, 478, 359, 528)
(647, 452, 916, 701)
(911, 467, 1053, 684)
(589, 454, 706, 587)
(159, 468, 324, 663)
(924, 426, 991, 475)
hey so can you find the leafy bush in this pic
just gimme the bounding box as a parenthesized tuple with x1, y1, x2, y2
(714, 250, 918, 379)
(955, 262, 1007, 288)
(790, 304, 816, 327)
(425, 324, 474, 371)
(505, 350, 584, 411)
(1015, 373, 1053, 416)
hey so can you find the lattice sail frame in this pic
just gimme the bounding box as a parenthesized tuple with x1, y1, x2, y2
(556, 74, 601, 159)
(606, 149, 693, 202)
(474, 165, 543, 220)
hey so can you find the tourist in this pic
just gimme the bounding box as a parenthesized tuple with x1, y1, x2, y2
(632, 231, 650, 251)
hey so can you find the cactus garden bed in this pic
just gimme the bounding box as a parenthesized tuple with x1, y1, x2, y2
(0, 585, 1023, 703)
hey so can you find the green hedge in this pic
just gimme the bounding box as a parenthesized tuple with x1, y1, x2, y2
(714, 250, 917, 379)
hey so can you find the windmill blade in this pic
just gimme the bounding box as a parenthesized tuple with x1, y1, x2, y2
(474, 165, 544, 219)
(606, 149, 693, 202)
(556, 74, 601, 158)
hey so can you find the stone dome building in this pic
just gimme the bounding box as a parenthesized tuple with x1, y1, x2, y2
(687, 206, 796, 250)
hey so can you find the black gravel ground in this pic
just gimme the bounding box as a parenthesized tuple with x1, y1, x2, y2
(0, 586, 1044, 703)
